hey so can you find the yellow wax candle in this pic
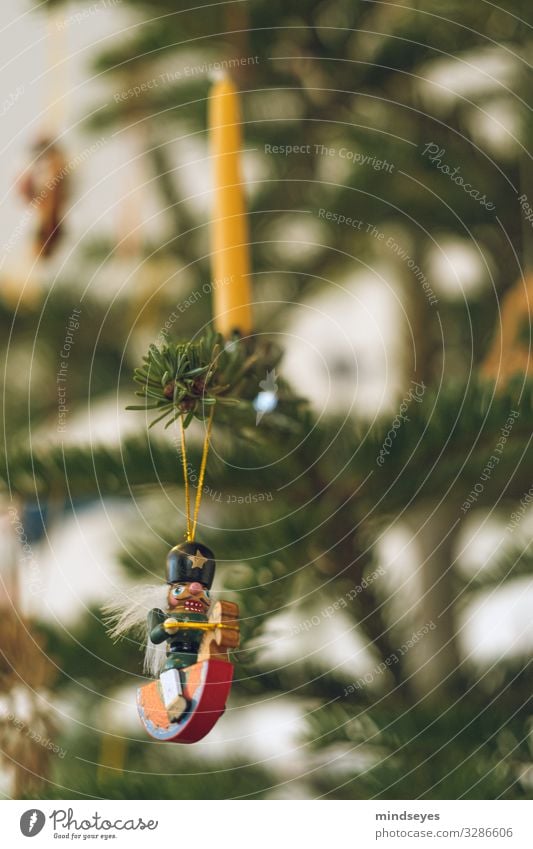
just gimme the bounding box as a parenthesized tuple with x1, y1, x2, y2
(208, 76, 253, 337)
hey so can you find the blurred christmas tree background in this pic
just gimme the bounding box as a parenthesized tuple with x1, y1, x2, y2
(1, 0, 533, 799)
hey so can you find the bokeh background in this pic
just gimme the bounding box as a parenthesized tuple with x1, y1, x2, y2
(1, 0, 533, 799)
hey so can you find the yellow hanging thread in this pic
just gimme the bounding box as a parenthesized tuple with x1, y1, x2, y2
(191, 408, 215, 540)
(180, 416, 192, 541)
(180, 408, 215, 542)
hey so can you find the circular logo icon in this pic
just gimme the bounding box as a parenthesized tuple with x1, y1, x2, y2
(20, 810, 46, 837)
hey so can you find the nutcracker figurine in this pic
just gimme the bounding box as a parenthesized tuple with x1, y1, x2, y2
(106, 540, 240, 744)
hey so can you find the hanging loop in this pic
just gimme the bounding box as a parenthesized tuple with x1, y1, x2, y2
(179, 407, 215, 542)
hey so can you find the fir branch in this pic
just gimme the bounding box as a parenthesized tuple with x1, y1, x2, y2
(128, 330, 255, 428)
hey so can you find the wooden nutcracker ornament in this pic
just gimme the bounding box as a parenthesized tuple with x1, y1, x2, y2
(138, 540, 239, 743)
(106, 540, 240, 744)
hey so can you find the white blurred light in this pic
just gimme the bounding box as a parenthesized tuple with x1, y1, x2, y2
(427, 237, 487, 299)
(460, 578, 533, 663)
(417, 47, 518, 110)
(254, 391, 278, 414)
(282, 269, 402, 418)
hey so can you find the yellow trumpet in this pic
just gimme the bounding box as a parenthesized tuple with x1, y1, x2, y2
(163, 619, 238, 632)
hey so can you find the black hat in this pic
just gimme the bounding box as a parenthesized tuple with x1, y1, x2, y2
(166, 541, 216, 588)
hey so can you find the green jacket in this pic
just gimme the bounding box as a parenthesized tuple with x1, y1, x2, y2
(148, 607, 208, 669)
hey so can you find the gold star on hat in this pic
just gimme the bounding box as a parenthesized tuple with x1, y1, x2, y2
(181, 548, 209, 570)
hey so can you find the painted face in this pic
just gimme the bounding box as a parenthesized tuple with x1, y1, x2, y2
(167, 581, 211, 613)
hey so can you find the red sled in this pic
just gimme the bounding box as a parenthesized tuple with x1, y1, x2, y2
(137, 659, 234, 743)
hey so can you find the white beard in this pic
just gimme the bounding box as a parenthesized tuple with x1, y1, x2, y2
(102, 583, 169, 677)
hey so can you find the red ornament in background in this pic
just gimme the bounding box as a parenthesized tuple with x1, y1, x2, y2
(18, 138, 69, 258)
